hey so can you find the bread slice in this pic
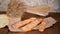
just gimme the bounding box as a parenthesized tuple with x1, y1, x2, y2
(0, 14, 9, 28)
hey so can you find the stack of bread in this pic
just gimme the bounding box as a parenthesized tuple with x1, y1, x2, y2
(0, 0, 56, 32)
(0, 15, 56, 32)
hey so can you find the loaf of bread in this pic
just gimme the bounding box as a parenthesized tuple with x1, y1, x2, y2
(21, 18, 43, 32)
(39, 20, 48, 32)
(7, 0, 25, 17)
(12, 17, 36, 29)
(26, 5, 51, 16)
(34, 17, 56, 31)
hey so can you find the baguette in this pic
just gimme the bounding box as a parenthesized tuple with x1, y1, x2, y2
(12, 17, 36, 29)
(26, 5, 51, 16)
(39, 20, 48, 32)
(21, 18, 43, 32)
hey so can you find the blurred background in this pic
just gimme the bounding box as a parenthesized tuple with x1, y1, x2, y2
(0, 0, 60, 12)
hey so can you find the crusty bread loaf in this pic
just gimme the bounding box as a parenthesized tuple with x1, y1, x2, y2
(7, 0, 25, 17)
(26, 5, 51, 16)
(39, 20, 48, 32)
(21, 18, 43, 32)
(12, 17, 36, 29)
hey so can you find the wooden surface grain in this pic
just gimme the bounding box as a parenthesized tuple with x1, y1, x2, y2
(0, 12, 60, 34)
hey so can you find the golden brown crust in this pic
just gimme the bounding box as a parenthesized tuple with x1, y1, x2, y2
(12, 17, 36, 29)
(21, 18, 43, 32)
(39, 20, 48, 32)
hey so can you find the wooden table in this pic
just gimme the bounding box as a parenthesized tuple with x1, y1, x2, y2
(0, 12, 60, 34)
